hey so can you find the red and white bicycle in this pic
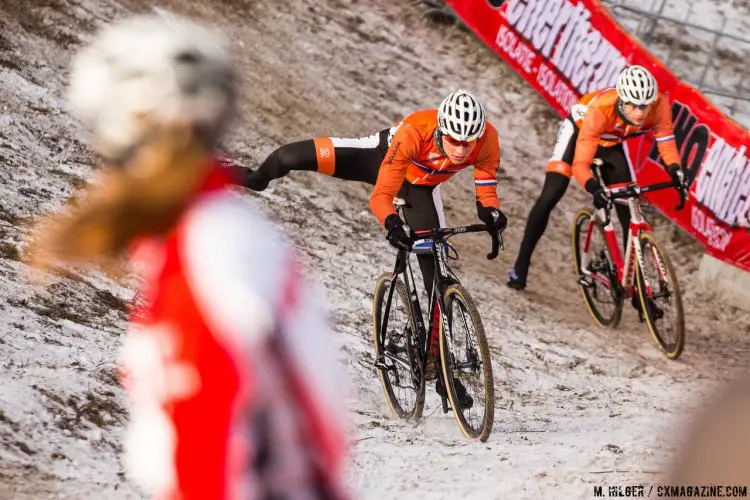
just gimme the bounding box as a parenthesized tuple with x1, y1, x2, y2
(572, 159, 688, 359)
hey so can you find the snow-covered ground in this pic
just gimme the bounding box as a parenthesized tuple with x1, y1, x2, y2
(1, 0, 750, 499)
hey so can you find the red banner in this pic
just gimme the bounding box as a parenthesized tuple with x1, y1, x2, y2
(447, 0, 750, 272)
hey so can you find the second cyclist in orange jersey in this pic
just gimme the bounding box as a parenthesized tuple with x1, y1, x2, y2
(565, 86, 679, 185)
(507, 65, 685, 291)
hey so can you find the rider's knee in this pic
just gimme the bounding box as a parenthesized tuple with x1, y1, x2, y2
(275, 141, 316, 174)
(537, 182, 567, 211)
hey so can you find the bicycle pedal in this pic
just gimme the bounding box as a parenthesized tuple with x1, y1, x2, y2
(374, 359, 391, 372)
(578, 275, 594, 287)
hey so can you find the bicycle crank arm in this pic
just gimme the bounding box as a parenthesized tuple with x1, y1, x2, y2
(383, 351, 413, 371)
(441, 397, 451, 414)
(578, 274, 594, 287)
(374, 358, 392, 371)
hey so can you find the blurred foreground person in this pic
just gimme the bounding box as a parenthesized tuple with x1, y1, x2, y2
(668, 373, 750, 491)
(29, 14, 348, 500)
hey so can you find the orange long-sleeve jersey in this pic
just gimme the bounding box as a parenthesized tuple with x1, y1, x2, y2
(369, 109, 500, 225)
(571, 88, 680, 186)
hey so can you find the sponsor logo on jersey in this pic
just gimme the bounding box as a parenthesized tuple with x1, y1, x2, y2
(386, 141, 400, 165)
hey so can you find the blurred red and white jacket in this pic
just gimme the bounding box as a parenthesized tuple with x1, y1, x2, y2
(121, 165, 348, 500)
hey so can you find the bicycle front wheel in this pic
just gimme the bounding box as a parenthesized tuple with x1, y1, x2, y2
(636, 233, 685, 359)
(372, 273, 425, 421)
(439, 284, 494, 442)
(572, 208, 623, 327)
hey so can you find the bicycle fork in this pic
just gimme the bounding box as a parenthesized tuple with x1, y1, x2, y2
(424, 294, 452, 414)
(375, 251, 418, 378)
(385, 206, 428, 386)
(578, 211, 625, 298)
(432, 242, 463, 414)
(429, 296, 455, 414)
(578, 217, 596, 287)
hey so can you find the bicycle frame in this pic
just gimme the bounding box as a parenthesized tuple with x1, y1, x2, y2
(378, 220, 501, 377)
(380, 235, 458, 367)
(579, 160, 685, 301)
(581, 190, 653, 298)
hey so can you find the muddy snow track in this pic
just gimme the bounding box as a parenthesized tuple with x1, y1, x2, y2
(1, 0, 749, 498)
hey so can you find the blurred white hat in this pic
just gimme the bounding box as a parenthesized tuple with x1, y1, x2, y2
(68, 13, 236, 162)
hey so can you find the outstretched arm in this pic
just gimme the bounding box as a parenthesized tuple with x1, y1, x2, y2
(369, 125, 421, 225)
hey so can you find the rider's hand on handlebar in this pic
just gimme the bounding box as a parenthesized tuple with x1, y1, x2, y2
(667, 163, 686, 187)
(667, 163, 689, 211)
(585, 178, 610, 210)
(384, 214, 412, 250)
(476, 202, 507, 232)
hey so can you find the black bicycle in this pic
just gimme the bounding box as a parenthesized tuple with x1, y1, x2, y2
(372, 198, 501, 441)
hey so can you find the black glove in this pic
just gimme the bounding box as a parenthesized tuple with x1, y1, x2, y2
(476, 202, 507, 231)
(667, 163, 686, 186)
(585, 178, 610, 210)
(384, 214, 412, 250)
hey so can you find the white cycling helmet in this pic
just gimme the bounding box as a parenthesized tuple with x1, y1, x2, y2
(68, 14, 236, 162)
(615, 65, 658, 106)
(438, 89, 487, 142)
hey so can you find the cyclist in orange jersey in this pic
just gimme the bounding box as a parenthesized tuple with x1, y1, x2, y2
(239, 90, 506, 406)
(239, 90, 506, 295)
(507, 65, 686, 293)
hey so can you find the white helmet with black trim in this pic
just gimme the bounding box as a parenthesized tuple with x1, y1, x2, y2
(615, 65, 658, 106)
(67, 13, 236, 162)
(438, 89, 487, 142)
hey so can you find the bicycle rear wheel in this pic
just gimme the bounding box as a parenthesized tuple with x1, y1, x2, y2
(439, 284, 494, 441)
(572, 208, 623, 327)
(372, 273, 425, 421)
(636, 233, 685, 359)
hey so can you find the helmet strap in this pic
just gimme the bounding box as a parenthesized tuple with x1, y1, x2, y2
(434, 127, 447, 157)
(615, 98, 639, 127)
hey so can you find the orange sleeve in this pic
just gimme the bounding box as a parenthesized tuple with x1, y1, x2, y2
(653, 98, 681, 167)
(571, 107, 608, 187)
(369, 125, 421, 226)
(473, 126, 500, 209)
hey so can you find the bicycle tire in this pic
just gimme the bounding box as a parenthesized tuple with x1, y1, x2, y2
(572, 208, 623, 328)
(636, 233, 685, 359)
(439, 284, 494, 441)
(372, 273, 425, 421)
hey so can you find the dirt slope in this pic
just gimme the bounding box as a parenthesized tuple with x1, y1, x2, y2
(1, 0, 749, 498)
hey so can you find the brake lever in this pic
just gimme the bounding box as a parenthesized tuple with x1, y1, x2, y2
(487, 230, 503, 260)
(596, 188, 614, 226)
(395, 248, 408, 274)
(675, 180, 689, 211)
(596, 205, 612, 227)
